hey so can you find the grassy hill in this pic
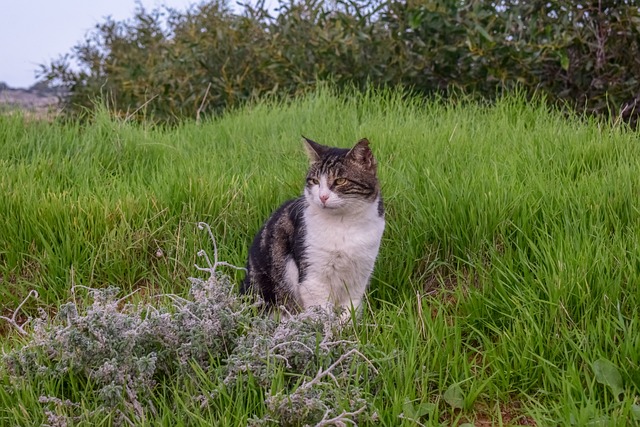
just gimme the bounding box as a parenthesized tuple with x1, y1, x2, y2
(1, 89, 639, 425)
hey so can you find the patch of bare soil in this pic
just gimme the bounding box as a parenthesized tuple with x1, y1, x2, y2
(446, 401, 537, 426)
(470, 402, 537, 426)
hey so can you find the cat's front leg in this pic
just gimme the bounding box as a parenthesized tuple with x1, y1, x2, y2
(297, 279, 332, 310)
(298, 279, 362, 323)
(337, 299, 364, 324)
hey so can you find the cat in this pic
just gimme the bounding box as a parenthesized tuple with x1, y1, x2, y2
(241, 136, 385, 318)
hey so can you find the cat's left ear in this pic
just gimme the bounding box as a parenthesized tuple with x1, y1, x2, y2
(347, 138, 377, 171)
(302, 136, 326, 163)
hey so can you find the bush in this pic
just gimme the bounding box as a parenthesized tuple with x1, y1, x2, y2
(2, 224, 376, 425)
(41, 0, 640, 124)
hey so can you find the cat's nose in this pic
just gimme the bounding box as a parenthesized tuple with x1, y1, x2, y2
(319, 194, 329, 204)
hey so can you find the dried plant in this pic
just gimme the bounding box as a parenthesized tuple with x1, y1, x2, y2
(2, 222, 377, 426)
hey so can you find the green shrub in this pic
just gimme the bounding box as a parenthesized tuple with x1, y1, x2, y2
(42, 0, 640, 124)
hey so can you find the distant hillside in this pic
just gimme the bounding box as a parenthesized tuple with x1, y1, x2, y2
(0, 82, 62, 118)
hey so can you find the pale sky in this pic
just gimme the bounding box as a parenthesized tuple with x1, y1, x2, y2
(0, 0, 196, 88)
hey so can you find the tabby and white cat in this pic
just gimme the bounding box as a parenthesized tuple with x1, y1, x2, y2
(241, 137, 385, 316)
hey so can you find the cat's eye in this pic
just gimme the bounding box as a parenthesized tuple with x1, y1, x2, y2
(334, 178, 347, 185)
(307, 178, 319, 185)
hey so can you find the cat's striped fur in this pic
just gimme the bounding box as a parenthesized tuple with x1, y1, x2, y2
(241, 137, 385, 315)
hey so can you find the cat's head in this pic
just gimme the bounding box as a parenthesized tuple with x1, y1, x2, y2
(302, 136, 380, 213)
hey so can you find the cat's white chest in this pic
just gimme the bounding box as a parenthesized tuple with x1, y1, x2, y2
(298, 199, 384, 310)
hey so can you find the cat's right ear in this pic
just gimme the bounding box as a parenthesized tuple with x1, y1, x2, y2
(302, 136, 324, 163)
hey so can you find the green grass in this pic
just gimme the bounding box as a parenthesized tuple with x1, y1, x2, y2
(1, 88, 640, 425)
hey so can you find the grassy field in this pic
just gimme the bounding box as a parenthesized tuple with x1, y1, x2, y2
(1, 88, 640, 426)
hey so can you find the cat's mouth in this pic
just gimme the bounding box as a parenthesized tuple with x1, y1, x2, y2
(318, 200, 345, 211)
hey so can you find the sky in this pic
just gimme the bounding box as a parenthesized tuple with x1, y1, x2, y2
(0, 0, 196, 88)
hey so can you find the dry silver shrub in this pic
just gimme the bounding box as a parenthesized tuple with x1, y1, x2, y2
(3, 273, 253, 421)
(2, 223, 378, 426)
(224, 307, 346, 388)
(232, 308, 377, 426)
(259, 382, 371, 427)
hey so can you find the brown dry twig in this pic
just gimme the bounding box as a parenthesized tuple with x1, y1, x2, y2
(0, 289, 39, 336)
